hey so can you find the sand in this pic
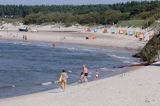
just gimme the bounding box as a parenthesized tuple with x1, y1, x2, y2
(1, 25, 159, 106)
(0, 26, 146, 50)
(0, 61, 159, 106)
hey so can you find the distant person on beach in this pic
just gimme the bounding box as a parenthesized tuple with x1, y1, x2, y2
(23, 35, 27, 41)
(59, 69, 68, 92)
(52, 43, 56, 47)
(95, 69, 99, 80)
(23, 35, 25, 40)
(82, 64, 89, 82)
(24, 35, 27, 40)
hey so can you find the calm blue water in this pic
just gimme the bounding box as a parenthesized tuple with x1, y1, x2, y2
(0, 40, 140, 98)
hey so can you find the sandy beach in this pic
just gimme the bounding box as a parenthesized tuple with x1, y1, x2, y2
(1, 0, 160, 105)
(0, 61, 159, 106)
(0, 25, 146, 50)
(1, 25, 159, 106)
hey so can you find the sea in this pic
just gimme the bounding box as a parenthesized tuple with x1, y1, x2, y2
(0, 40, 141, 98)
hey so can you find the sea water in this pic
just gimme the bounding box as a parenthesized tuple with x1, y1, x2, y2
(0, 40, 141, 98)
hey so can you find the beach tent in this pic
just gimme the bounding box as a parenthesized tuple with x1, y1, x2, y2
(135, 30, 144, 41)
(123, 30, 128, 35)
(134, 27, 143, 38)
(128, 31, 134, 36)
(119, 29, 124, 34)
(135, 32, 140, 38)
(110, 27, 117, 34)
(139, 32, 144, 41)
(85, 28, 91, 32)
(126, 27, 135, 36)
(101, 28, 107, 33)
(118, 27, 127, 35)
(93, 28, 98, 32)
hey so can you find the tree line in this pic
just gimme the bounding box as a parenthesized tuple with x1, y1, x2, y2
(0, 1, 160, 26)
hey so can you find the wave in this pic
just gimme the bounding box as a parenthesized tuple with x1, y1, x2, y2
(108, 54, 129, 59)
(64, 47, 79, 51)
(60, 46, 96, 52)
(100, 67, 109, 71)
(122, 60, 132, 64)
(0, 81, 56, 90)
(0, 40, 52, 48)
(41, 81, 52, 86)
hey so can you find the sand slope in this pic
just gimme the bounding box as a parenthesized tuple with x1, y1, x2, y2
(0, 62, 160, 106)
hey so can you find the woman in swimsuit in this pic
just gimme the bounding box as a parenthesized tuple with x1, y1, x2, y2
(59, 69, 68, 92)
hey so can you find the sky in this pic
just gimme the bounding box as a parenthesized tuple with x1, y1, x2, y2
(0, 0, 148, 5)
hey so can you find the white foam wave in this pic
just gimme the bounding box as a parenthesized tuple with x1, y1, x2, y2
(66, 47, 79, 51)
(68, 70, 72, 73)
(41, 82, 52, 86)
(108, 54, 129, 59)
(61, 46, 96, 52)
(123, 60, 131, 63)
(100, 67, 109, 71)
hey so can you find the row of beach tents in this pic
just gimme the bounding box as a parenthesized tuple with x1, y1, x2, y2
(83, 27, 155, 41)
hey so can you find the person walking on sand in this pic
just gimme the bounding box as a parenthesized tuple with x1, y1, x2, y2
(95, 69, 99, 80)
(82, 64, 89, 82)
(59, 69, 68, 92)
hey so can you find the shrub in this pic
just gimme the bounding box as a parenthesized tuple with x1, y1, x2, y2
(136, 33, 160, 63)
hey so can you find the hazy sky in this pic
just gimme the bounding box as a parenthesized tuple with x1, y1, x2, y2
(0, 0, 147, 5)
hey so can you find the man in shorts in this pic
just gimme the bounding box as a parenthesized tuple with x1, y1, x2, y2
(82, 64, 89, 82)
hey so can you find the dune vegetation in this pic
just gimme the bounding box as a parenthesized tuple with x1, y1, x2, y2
(0, 1, 160, 27)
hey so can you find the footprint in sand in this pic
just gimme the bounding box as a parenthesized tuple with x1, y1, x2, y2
(138, 83, 143, 86)
(120, 73, 126, 77)
(145, 97, 150, 104)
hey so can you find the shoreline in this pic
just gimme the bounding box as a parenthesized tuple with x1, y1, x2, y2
(0, 30, 146, 51)
(0, 39, 143, 99)
(1, 29, 158, 106)
(0, 61, 159, 106)
(0, 38, 139, 52)
(0, 65, 142, 99)
(0, 65, 141, 99)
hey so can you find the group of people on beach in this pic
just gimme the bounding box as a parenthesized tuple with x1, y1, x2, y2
(22, 35, 27, 41)
(58, 64, 99, 91)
